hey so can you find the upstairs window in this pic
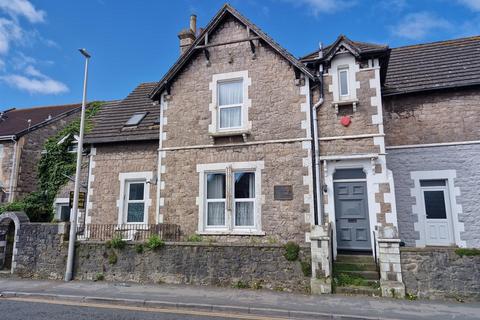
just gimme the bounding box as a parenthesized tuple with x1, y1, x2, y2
(338, 66, 349, 98)
(218, 80, 243, 130)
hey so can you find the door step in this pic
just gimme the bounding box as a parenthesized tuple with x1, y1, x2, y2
(333, 254, 380, 296)
(335, 285, 381, 297)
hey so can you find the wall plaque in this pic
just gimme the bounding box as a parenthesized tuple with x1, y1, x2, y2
(274, 185, 293, 201)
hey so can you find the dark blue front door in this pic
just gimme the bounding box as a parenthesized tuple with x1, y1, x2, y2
(334, 181, 371, 251)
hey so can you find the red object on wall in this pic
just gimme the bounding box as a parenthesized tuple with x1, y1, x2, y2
(340, 116, 351, 127)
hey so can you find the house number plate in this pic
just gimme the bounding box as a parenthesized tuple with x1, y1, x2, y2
(274, 185, 293, 201)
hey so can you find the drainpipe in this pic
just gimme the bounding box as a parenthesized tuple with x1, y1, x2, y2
(155, 92, 166, 223)
(8, 136, 17, 202)
(312, 44, 324, 226)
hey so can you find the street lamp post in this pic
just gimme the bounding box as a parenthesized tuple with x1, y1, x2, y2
(65, 48, 91, 282)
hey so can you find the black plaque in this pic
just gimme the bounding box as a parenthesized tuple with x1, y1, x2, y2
(274, 185, 293, 201)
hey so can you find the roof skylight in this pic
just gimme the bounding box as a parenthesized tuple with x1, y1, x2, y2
(125, 112, 148, 126)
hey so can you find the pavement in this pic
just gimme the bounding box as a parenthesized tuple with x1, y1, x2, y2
(0, 278, 479, 320)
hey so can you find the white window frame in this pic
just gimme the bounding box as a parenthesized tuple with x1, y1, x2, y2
(233, 171, 256, 229)
(54, 198, 70, 221)
(208, 71, 252, 135)
(124, 180, 148, 224)
(205, 172, 227, 229)
(217, 79, 244, 131)
(117, 172, 153, 225)
(197, 161, 264, 235)
(411, 170, 465, 247)
(338, 66, 350, 98)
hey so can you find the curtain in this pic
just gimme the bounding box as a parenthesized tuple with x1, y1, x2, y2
(218, 80, 243, 105)
(220, 107, 241, 128)
(208, 202, 225, 226)
(235, 202, 253, 226)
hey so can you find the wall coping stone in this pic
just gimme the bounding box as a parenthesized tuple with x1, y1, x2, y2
(79, 240, 311, 249)
(400, 247, 459, 253)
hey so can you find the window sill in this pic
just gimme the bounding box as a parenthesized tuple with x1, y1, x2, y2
(209, 130, 250, 141)
(332, 99, 359, 114)
(197, 230, 265, 236)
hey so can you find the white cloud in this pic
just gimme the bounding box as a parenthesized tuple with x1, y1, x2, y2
(0, 18, 23, 54)
(0, 0, 45, 23)
(457, 0, 480, 11)
(0, 74, 68, 94)
(0, 58, 4, 71)
(24, 64, 46, 78)
(391, 12, 453, 40)
(284, 0, 356, 15)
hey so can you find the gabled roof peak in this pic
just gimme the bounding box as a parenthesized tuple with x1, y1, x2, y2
(301, 35, 388, 63)
(149, 4, 315, 99)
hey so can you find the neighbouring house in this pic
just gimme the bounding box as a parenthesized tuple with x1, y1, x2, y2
(7, 4, 477, 298)
(0, 103, 81, 204)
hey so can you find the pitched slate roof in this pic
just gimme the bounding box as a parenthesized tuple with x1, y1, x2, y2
(383, 35, 480, 96)
(84, 82, 159, 144)
(0, 103, 81, 138)
(300, 36, 388, 62)
(149, 4, 316, 99)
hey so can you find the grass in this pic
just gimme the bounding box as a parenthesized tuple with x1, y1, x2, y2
(334, 272, 379, 289)
(111, 236, 127, 249)
(283, 241, 300, 261)
(232, 280, 249, 289)
(108, 251, 117, 265)
(300, 259, 312, 277)
(145, 234, 165, 250)
(455, 248, 480, 257)
(186, 234, 203, 242)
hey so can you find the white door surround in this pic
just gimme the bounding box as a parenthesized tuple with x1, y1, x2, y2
(411, 170, 465, 247)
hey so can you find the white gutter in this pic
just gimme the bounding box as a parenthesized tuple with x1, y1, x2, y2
(155, 93, 167, 223)
(8, 137, 17, 202)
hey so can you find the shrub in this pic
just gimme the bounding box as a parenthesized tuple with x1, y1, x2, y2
(108, 251, 117, 265)
(145, 234, 165, 250)
(300, 259, 312, 277)
(232, 280, 249, 289)
(284, 241, 300, 261)
(95, 273, 104, 281)
(135, 244, 144, 253)
(111, 236, 126, 249)
(455, 248, 480, 257)
(186, 234, 203, 242)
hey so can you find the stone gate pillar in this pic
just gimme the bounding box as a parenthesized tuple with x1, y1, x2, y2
(0, 211, 30, 273)
(310, 223, 332, 294)
(377, 225, 405, 298)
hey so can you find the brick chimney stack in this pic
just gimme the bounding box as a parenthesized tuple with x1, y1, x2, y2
(178, 14, 197, 55)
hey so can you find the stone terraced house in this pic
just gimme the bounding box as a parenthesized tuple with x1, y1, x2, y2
(0, 104, 81, 204)
(79, 4, 480, 297)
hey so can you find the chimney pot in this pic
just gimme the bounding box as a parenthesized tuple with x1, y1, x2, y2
(190, 14, 197, 35)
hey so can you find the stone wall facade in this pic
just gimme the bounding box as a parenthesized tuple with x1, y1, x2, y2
(383, 88, 480, 146)
(88, 141, 158, 225)
(387, 144, 480, 248)
(13, 222, 311, 293)
(401, 247, 480, 301)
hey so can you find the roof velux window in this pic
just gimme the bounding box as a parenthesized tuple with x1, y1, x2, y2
(125, 112, 148, 126)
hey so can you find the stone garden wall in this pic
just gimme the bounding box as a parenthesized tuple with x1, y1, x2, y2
(13, 223, 311, 293)
(401, 247, 480, 301)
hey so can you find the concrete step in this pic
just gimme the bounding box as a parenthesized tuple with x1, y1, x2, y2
(335, 254, 375, 264)
(333, 262, 378, 272)
(334, 285, 381, 297)
(337, 270, 380, 280)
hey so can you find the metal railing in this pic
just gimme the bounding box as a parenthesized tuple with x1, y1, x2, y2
(372, 230, 378, 267)
(77, 224, 181, 242)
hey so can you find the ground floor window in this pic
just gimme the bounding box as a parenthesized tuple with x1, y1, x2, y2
(118, 172, 153, 225)
(197, 161, 263, 234)
(54, 198, 70, 222)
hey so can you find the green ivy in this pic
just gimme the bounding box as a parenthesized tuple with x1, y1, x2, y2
(283, 241, 300, 261)
(0, 102, 103, 222)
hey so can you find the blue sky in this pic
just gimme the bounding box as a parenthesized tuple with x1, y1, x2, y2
(1, 0, 480, 109)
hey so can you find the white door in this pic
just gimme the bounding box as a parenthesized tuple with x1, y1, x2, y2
(420, 180, 453, 246)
